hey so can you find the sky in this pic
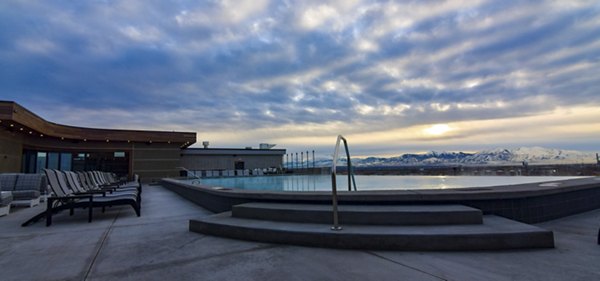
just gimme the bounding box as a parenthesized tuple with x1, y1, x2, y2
(1, 0, 600, 157)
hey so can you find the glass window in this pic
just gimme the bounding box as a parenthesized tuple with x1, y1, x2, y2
(21, 154, 26, 173)
(72, 152, 86, 171)
(26, 152, 36, 173)
(48, 153, 59, 169)
(22, 150, 128, 176)
(60, 153, 72, 171)
(35, 152, 47, 173)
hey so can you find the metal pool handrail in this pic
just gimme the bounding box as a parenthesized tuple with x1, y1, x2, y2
(331, 135, 357, 231)
(176, 167, 201, 180)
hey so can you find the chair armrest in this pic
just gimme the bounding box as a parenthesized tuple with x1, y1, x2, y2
(49, 194, 93, 200)
(74, 190, 107, 196)
(48, 194, 94, 205)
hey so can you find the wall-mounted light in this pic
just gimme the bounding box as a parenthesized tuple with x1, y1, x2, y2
(19, 128, 23, 131)
(29, 131, 32, 134)
(83, 139, 87, 142)
(61, 137, 64, 140)
(40, 134, 43, 137)
(106, 139, 110, 143)
(9, 124, 14, 127)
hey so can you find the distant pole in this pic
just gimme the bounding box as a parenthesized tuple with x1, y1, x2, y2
(301, 152, 304, 172)
(295, 153, 298, 170)
(312, 150, 315, 168)
(596, 153, 599, 166)
(306, 151, 309, 169)
(305, 151, 308, 169)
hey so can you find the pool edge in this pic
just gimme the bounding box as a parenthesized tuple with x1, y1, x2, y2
(161, 177, 600, 223)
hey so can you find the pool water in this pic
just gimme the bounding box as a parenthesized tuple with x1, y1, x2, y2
(184, 175, 584, 192)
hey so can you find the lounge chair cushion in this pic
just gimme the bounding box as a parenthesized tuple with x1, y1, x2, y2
(0, 174, 18, 191)
(14, 174, 43, 191)
(12, 190, 41, 200)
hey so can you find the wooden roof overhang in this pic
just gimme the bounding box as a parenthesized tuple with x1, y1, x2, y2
(0, 101, 196, 148)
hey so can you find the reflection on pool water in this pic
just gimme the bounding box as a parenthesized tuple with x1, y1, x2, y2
(183, 175, 584, 192)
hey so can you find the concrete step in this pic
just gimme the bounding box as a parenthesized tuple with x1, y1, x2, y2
(189, 214, 554, 251)
(232, 203, 483, 225)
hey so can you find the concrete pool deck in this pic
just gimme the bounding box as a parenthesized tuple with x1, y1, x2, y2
(1, 184, 599, 280)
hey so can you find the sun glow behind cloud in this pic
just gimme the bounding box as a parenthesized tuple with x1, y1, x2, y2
(183, 104, 600, 157)
(424, 124, 452, 136)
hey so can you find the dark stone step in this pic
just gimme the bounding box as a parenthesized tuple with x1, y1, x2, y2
(232, 203, 483, 225)
(190, 214, 554, 251)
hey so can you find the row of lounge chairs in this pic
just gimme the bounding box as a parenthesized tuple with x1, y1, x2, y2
(21, 170, 142, 227)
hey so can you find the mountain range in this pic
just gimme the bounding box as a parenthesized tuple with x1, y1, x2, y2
(309, 147, 598, 167)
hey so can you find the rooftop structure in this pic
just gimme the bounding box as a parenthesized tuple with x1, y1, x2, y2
(0, 101, 287, 182)
(0, 101, 196, 147)
(181, 147, 286, 172)
(0, 101, 196, 182)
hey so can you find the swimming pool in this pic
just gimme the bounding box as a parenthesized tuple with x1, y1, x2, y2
(183, 175, 584, 192)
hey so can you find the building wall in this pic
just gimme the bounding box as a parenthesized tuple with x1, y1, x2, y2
(0, 129, 23, 173)
(181, 154, 283, 171)
(1, 101, 196, 182)
(0, 130, 185, 183)
(131, 143, 182, 183)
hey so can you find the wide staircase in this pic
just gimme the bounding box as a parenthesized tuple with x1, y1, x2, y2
(189, 202, 555, 251)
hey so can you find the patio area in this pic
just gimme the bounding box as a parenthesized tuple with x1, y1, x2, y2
(1, 184, 599, 281)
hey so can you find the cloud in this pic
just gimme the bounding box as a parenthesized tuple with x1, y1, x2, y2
(0, 0, 599, 156)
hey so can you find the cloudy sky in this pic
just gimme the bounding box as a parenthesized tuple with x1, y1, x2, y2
(1, 0, 599, 157)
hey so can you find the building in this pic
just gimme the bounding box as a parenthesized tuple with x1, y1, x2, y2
(0, 101, 196, 183)
(180, 146, 286, 172)
(0, 101, 286, 182)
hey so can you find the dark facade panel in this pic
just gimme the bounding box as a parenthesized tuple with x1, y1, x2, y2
(180, 154, 284, 171)
(0, 129, 23, 172)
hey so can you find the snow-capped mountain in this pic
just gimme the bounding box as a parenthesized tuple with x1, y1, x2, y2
(308, 147, 597, 167)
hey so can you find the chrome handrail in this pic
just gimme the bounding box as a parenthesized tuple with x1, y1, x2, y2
(176, 167, 201, 180)
(331, 135, 357, 231)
